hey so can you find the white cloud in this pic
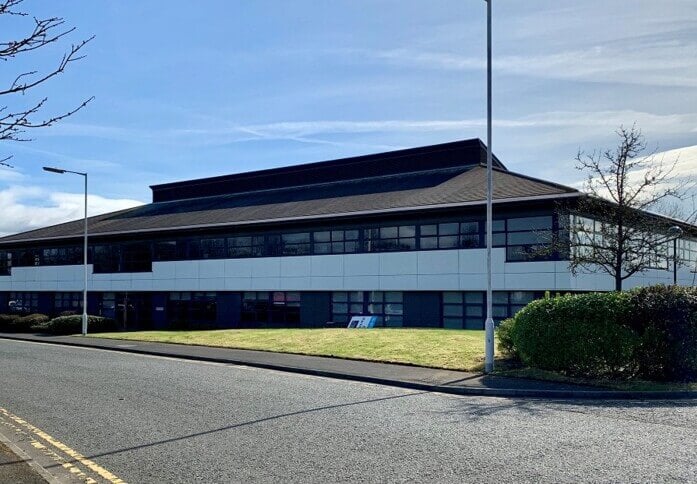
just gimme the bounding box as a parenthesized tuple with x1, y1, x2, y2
(0, 186, 144, 237)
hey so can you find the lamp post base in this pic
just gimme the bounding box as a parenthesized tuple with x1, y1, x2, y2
(485, 317, 495, 373)
(81, 312, 88, 336)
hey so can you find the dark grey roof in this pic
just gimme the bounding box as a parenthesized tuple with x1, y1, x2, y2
(151, 138, 507, 203)
(0, 165, 578, 244)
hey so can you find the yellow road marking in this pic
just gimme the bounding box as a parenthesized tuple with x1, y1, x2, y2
(0, 407, 126, 484)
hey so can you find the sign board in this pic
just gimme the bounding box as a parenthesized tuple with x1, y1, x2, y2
(347, 316, 378, 329)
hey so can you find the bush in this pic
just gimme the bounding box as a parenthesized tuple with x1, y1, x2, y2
(0, 313, 21, 331)
(45, 315, 118, 335)
(506, 292, 638, 379)
(496, 318, 517, 356)
(0, 313, 49, 332)
(626, 286, 697, 381)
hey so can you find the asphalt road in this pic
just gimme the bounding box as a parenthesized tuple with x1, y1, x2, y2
(0, 339, 695, 483)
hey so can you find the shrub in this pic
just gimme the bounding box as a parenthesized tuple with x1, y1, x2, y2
(496, 318, 517, 356)
(626, 285, 697, 381)
(0, 313, 49, 332)
(508, 292, 638, 379)
(45, 315, 118, 335)
(0, 313, 21, 331)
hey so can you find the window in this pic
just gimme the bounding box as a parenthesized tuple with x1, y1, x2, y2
(270, 291, 301, 326)
(121, 242, 152, 272)
(168, 292, 217, 328)
(241, 291, 301, 326)
(228, 236, 264, 258)
(54, 292, 82, 313)
(8, 292, 38, 313)
(314, 230, 360, 254)
(331, 291, 365, 324)
(153, 240, 181, 261)
(420, 222, 481, 249)
(281, 233, 311, 256)
(442, 292, 485, 329)
(492, 291, 541, 323)
(200, 238, 227, 259)
(41, 246, 82, 266)
(365, 226, 416, 252)
(505, 216, 554, 262)
(241, 292, 270, 325)
(12, 249, 39, 267)
(0, 250, 10, 275)
(368, 291, 403, 327)
(92, 245, 120, 273)
(679, 238, 697, 268)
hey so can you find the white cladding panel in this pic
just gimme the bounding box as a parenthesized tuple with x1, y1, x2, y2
(0, 250, 694, 292)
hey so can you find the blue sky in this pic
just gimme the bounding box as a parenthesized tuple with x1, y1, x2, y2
(1, 0, 696, 235)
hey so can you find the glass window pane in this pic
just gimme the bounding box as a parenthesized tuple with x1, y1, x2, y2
(460, 222, 479, 234)
(399, 238, 416, 250)
(443, 318, 462, 329)
(349, 303, 364, 314)
(380, 227, 398, 238)
(333, 303, 348, 314)
(443, 305, 463, 317)
(315, 243, 330, 254)
(332, 292, 347, 302)
(421, 225, 437, 236)
(439, 223, 459, 235)
(345, 230, 359, 240)
(492, 292, 508, 304)
(510, 291, 535, 304)
(508, 216, 553, 231)
(314, 231, 330, 242)
(345, 241, 360, 253)
(493, 306, 508, 318)
(439, 236, 458, 248)
(466, 306, 483, 317)
(443, 292, 462, 304)
(384, 292, 402, 303)
(420, 237, 437, 249)
(331, 242, 344, 253)
(283, 233, 310, 243)
(460, 234, 480, 248)
(331, 230, 344, 241)
(464, 292, 484, 304)
(399, 226, 416, 237)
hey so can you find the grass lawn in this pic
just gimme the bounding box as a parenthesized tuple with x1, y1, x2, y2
(90, 328, 488, 371)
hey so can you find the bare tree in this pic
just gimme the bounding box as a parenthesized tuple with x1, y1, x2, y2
(565, 124, 695, 291)
(1, 0, 93, 167)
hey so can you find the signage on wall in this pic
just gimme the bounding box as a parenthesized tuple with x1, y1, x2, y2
(347, 316, 378, 328)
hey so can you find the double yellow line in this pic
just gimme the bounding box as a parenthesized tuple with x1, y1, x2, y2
(0, 407, 126, 484)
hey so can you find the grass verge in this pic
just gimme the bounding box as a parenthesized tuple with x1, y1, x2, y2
(90, 328, 488, 371)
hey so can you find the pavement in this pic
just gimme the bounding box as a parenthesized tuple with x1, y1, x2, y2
(0, 337, 696, 483)
(0, 441, 47, 484)
(0, 332, 696, 399)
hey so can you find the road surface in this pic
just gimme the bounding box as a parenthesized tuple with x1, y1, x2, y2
(0, 338, 695, 483)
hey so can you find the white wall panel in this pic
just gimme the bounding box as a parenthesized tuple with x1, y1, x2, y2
(2, 251, 695, 295)
(417, 251, 458, 275)
(380, 252, 417, 276)
(280, 257, 311, 278)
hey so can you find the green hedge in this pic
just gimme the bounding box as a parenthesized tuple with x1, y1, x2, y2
(44, 315, 118, 335)
(499, 286, 697, 382)
(0, 313, 49, 332)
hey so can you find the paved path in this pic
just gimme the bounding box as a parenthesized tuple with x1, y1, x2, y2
(0, 442, 46, 484)
(1, 337, 696, 483)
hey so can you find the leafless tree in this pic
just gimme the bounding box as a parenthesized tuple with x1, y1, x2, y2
(564, 124, 695, 291)
(1, 0, 93, 167)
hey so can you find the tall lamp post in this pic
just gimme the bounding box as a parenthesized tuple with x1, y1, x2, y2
(43, 166, 89, 336)
(668, 225, 683, 285)
(484, 0, 495, 373)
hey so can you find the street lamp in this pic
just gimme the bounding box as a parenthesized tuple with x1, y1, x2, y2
(43, 166, 89, 335)
(668, 225, 683, 285)
(484, 0, 495, 373)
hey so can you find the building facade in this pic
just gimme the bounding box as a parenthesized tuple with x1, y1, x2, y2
(1, 139, 695, 329)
